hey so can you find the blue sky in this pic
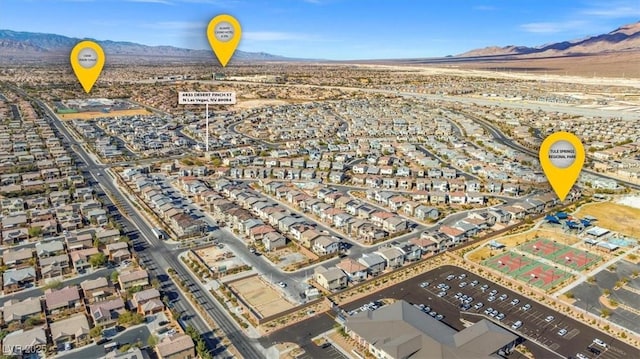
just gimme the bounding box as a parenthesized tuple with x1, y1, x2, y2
(1, 0, 638, 59)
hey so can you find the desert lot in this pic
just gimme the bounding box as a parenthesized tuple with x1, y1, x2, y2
(59, 108, 150, 120)
(575, 202, 640, 238)
(228, 275, 296, 319)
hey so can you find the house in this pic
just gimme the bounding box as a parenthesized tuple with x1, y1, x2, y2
(2, 248, 34, 268)
(501, 205, 526, 220)
(357, 253, 386, 277)
(414, 205, 439, 221)
(488, 208, 512, 224)
(311, 235, 340, 256)
(106, 242, 131, 264)
(89, 297, 125, 327)
(2, 267, 36, 293)
(118, 269, 149, 290)
(155, 333, 196, 359)
(336, 258, 368, 283)
(375, 247, 406, 269)
(1, 297, 42, 325)
(409, 237, 438, 255)
(383, 216, 409, 233)
(314, 265, 348, 291)
(66, 232, 93, 251)
(44, 286, 81, 313)
(420, 231, 453, 253)
(96, 229, 121, 244)
(132, 288, 163, 315)
(2, 326, 47, 357)
(49, 314, 90, 348)
(439, 225, 467, 243)
(40, 254, 71, 279)
(35, 240, 65, 258)
(449, 191, 466, 204)
(262, 232, 286, 251)
(70, 247, 99, 273)
(80, 277, 114, 303)
(300, 229, 321, 248)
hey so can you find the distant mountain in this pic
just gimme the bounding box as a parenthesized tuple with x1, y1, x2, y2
(458, 21, 640, 58)
(0, 29, 289, 63)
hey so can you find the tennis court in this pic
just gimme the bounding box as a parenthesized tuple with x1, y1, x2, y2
(516, 264, 572, 291)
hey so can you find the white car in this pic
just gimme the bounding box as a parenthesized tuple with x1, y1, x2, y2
(593, 338, 607, 348)
(545, 315, 555, 323)
(277, 281, 287, 288)
(576, 353, 588, 359)
(557, 328, 568, 336)
(511, 320, 523, 330)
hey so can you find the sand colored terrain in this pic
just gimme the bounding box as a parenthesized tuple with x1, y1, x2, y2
(58, 108, 151, 120)
(233, 99, 289, 109)
(575, 202, 640, 238)
(228, 275, 295, 318)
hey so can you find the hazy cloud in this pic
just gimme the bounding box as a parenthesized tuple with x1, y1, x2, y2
(581, 5, 640, 18)
(473, 5, 496, 11)
(520, 20, 586, 34)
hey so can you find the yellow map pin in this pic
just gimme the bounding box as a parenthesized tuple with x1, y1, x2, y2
(207, 14, 242, 67)
(539, 132, 585, 201)
(70, 40, 105, 93)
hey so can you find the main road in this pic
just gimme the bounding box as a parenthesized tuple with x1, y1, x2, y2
(36, 99, 266, 359)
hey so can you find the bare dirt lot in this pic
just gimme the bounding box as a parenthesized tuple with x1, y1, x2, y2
(228, 275, 295, 318)
(59, 108, 151, 120)
(575, 202, 640, 238)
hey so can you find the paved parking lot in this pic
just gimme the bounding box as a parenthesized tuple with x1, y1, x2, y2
(341, 265, 638, 359)
(297, 344, 348, 359)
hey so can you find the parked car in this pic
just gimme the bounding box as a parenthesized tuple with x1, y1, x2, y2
(558, 328, 568, 336)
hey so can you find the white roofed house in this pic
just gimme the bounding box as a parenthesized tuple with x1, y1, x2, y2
(312, 235, 340, 256)
(357, 253, 386, 277)
(383, 216, 409, 233)
(375, 246, 406, 269)
(314, 265, 348, 291)
(262, 231, 286, 251)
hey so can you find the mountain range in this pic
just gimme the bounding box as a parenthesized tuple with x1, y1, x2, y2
(457, 21, 640, 58)
(0, 29, 288, 64)
(1, 21, 639, 64)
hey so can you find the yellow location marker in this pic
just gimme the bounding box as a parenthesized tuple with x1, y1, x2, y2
(539, 132, 585, 201)
(207, 14, 242, 67)
(70, 40, 105, 93)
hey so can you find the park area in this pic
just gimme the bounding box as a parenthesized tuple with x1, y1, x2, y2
(227, 275, 296, 319)
(575, 201, 640, 238)
(518, 238, 601, 271)
(482, 252, 573, 291)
